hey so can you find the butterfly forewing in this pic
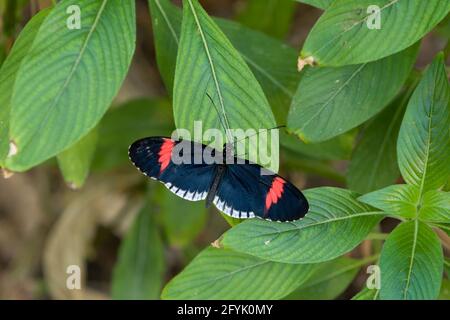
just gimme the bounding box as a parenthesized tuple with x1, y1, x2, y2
(128, 137, 215, 201)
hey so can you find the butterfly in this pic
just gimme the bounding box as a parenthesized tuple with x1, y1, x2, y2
(128, 135, 309, 222)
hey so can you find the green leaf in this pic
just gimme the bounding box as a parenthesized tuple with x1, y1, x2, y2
(358, 185, 419, 219)
(221, 187, 384, 264)
(111, 205, 165, 300)
(150, 0, 298, 123)
(92, 99, 173, 171)
(439, 279, 450, 300)
(397, 53, 450, 194)
(4, 0, 136, 171)
(214, 18, 299, 121)
(161, 247, 314, 299)
(57, 128, 98, 189)
(301, 0, 450, 66)
(347, 93, 407, 194)
(236, 0, 296, 39)
(352, 287, 379, 300)
(418, 190, 450, 223)
(174, 0, 276, 154)
(286, 256, 363, 300)
(287, 44, 418, 143)
(156, 184, 207, 247)
(0, 8, 51, 166)
(282, 131, 354, 161)
(295, 0, 333, 10)
(148, 0, 181, 93)
(379, 220, 443, 300)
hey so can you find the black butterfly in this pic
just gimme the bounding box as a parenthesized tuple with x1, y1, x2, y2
(128, 136, 309, 222)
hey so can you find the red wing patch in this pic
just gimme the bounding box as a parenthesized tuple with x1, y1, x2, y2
(265, 177, 285, 211)
(158, 138, 175, 173)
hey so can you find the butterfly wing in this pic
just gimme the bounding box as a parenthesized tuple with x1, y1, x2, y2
(213, 163, 308, 221)
(129, 137, 216, 201)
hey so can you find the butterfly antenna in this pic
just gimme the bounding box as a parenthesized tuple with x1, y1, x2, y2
(234, 125, 286, 158)
(233, 125, 286, 144)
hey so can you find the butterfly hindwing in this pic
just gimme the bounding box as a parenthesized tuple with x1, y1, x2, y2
(129, 137, 216, 201)
(213, 162, 308, 221)
(259, 173, 309, 221)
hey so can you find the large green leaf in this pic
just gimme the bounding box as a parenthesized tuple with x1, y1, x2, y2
(221, 187, 384, 264)
(286, 256, 364, 300)
(155, 184, 207, 247)
(418, 190, 450, 224)
(358, 185, 419, 219)
(174, 0, 276, 167)
(379, 220, 443, 300)
(150, 0, 299, 115)
(175, 1, 275, 132)
(214, 18, 299, 121)
(300, 0, 450, 66)
(111, 205, 165, 300)
(282, 131, 354, 161)
(3, 0, 136, 171)
(287, 44, 417, 143)
(0, 8, 51, 166)
(236, 0, 296, 39)
(295, 0, 332, 10)
(161, 247, 314, 300)
(346, 93, 407, 194)
(92, 99, 173, 171)
(397, 53, 450, 194)
(57, 128, 98, 189)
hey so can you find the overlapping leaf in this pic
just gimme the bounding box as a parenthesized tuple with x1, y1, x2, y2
(57, 128, 98, 189)
(221, 187, 384, 264)
(419, 190, 450, 224)
(236, 0, 296, 39)
(111, 206, 165, 300)
(358, 184, 419, 219)
(3, 0, 136, 171)
(347, 93, 407, 193)
(397, 53, 450, 194)
(287, 44, 418, 143)
(0, 8, 51, 166)
(155, 184, 207, 247)
(379, 220, 443, 300)
(162, 247, 314, 299)
(301, 0, 450, 66)
(286, 256, 364, 299)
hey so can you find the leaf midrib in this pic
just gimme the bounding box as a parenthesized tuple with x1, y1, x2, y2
(187, 0, 232, 139)
(403, 219, 419, 299)
(155, 1, 294, 100)
(167, 258, 270, 297)
(244, 211, 385, 238)
(298, 63, 367, 132)
(311, 0, 400, 57)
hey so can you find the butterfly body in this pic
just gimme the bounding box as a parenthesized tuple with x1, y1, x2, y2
(129, 137, 309, 222)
